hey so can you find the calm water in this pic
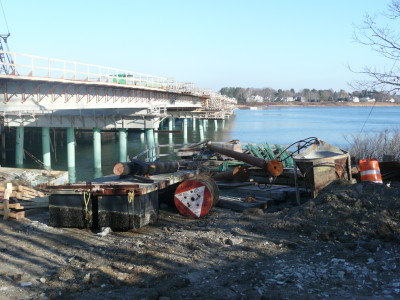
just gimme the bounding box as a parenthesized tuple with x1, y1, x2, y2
(3, 106, 400, 181)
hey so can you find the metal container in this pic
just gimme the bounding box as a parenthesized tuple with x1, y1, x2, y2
(97, 191, 158, 230)
(293, 140, 351, 198)
(49, 189, 159, 230)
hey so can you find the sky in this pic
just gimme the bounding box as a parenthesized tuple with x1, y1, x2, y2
(0, 0, 394, 92)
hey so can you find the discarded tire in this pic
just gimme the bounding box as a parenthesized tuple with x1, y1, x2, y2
(174, 175, 219, 218)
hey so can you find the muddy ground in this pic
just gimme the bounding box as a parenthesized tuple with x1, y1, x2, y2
(1, 180, 400, 300)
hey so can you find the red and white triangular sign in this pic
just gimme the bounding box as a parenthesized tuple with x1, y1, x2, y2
(174, 185, 205, 217)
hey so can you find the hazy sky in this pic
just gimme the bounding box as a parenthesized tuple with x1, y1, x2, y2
(0, 0, 394, 92)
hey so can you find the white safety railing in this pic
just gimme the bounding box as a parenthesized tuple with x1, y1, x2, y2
(0, 51, 201, 94)
(0, 51, 237, 112)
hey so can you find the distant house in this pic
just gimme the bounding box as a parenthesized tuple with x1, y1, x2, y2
(385, 98, 396, 103)
(360, 97, 375, 102)
(246, 95, 264, 103)
(296, 97, 307, 102)
(351, 97, 360, 103)
(283, 96, 295, 102)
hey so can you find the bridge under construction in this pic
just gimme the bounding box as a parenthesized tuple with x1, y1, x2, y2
(0, 51, 237, 175)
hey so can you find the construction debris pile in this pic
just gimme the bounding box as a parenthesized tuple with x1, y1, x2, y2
(268, 180, 400, 243)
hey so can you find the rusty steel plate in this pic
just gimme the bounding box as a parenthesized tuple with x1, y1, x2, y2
(174, 179, 213, 218)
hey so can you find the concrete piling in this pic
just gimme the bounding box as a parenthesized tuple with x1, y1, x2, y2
(15, 127, 24, 167)
(118, 128, 127, 162)
(145, 128, 156, 162)
(66, 127, 75, 169)
(93, 128, 102, 171)
(199, 119, 205, 141)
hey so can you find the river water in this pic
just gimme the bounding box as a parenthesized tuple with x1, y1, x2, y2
(3, 106, 400, 181)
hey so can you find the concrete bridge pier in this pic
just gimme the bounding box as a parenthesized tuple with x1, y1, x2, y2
(15, 127, 24, 167)
(154, 131, 159, 146)
(42, 127, 51, 170)
(199, 119, 204, 141)
(168, 118, 173, 131)
(192, 117, 197, 131)
(168, 117, 173, 143)
(118, 129, 127, 162)
(140, 131, 145, 143)
(145, 129, 156, 162)
(93, 128, 102, 175)
(67, 127, 75, 168)
(183, 118, 188, 143)
(66, 127, 76, 183)
(214, 120, 218, 131)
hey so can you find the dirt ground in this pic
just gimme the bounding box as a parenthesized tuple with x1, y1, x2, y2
(1, 180, 400, 300)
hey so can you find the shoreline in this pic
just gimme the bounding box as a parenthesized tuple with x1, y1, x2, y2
(236, 101, 400, 109)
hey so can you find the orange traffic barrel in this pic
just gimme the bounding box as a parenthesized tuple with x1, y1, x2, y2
(359, 158, 383, 183)
(174, 175, 219, 218)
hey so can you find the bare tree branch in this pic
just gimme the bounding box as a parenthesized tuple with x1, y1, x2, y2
(352, 0, 400, 92)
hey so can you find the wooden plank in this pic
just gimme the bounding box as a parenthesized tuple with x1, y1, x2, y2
(2, 183, 12, 220)
(17, 196, 49, 203)
(17, 200, 48, 208)
(0, 203, 24, 209)
(0, 210, 25, 219)
(0, 184, 22, 192)
(0, 185, 45, 196)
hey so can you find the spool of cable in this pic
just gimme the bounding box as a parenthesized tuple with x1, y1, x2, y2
(174, 175, 219, 218)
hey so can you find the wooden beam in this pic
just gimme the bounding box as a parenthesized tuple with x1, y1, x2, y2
(2, 183, 12, 220)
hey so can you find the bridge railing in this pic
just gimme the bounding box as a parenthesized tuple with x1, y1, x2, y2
(0, 51, 206, 94)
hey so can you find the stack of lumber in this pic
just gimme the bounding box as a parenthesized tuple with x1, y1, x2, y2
(0, 183, 49, 220)
(8, 185, 46, 200)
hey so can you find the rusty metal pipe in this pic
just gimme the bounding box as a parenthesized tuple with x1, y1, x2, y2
(207, 144, 283, 177)
(212, 165, 250, 182)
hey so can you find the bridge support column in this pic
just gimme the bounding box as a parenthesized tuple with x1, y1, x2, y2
(168, 118, 173, 144)
(222, 120, 225, 127)
(67, 127, 76, 183)
(214, 120, 218, 131)
(172, 117, 175, 129)
(118, 129, 127, 162)
(140, 131, 145, 143)
(192, 117, 196, 131)
(15, 126, 24, 167)
(168, 118, 173, 131)
(93, 128, 102, 172)
(67, 128, 75, 168)
(42, 127, 51, 170)
(199, 120, 204, 141)
(145, 129, 156, 162)
(183, 118, 188, 142)
(154, 131, 159, 146)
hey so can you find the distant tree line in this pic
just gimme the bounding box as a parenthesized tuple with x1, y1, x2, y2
(219, 87, 397, 104)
